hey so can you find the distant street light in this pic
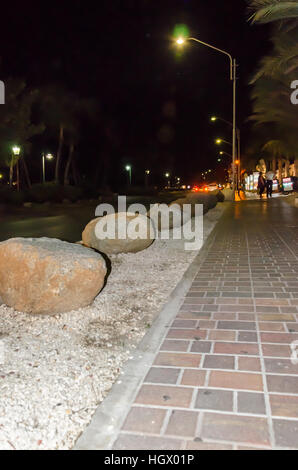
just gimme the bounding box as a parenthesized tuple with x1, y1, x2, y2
(126, 165, 132, 185)
(176, 36, 237, 199)
(11, 146, 21, 189)
(145, 169, 150, 186)
(211, 115, 241, 189)
(12, 146, 21, 156)
(165, 172, 171, 187)
(216, 138, 232, 146)
(42, 153, 54, 183)
(220, 150, 232, 158)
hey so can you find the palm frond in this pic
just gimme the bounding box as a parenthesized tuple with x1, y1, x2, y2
(248, 1, 298, 24)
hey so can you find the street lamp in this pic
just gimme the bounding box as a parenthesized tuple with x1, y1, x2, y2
(176, 36, 237, 199)
(220, 150, 232, 158)
(125, 165, 132, 185)
(145, 169, 150, 186)
(165, 172, 170, 188)
(215, 138, 232, 146)
(42, 153, 54, 183)
(11, 146, 21, 189)
(12, 146, 21, 156)
(210, 115, 241, 189)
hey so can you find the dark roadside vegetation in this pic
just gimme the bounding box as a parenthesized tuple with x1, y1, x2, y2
(0, 185, 224, 243)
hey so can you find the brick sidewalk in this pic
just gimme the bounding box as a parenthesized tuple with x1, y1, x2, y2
(113, 199, 298, 450)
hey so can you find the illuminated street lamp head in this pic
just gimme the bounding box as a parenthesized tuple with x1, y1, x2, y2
(235, 160, 240, 165)
(220, 151, 224, 155)
(125, 165, 131, 171)
(216, 139, 222, 145)
(46, 153, 54, 160)
(145, 170, 150, 175)
(176, 37, 185, 45)
(12, 146, 21, 156)
(165, 173, 170, 178)
(211, 116, 217, 122)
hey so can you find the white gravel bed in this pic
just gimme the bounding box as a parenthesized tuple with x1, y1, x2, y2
(0, 203, 226, 450)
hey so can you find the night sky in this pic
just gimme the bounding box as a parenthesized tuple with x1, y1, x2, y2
(0, 0, 271, 187)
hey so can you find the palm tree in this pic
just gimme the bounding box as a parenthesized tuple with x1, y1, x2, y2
(0, 78, 45, 188)
(248, 13, 298, 177)
(41, 86, 97, 185)
(248, 0, 298, 24)
(40, 86, 77, 184)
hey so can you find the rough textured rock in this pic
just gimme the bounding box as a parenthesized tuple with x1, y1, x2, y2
(222, 188, 234, 201)
(0, 238, 107, 315)
(82, 212, 155, 255)
(148, 199, 191, 231)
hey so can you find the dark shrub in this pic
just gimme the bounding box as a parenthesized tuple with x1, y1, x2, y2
(0, 187, 25, 205)
(63, 185, 83, 202)
(28, 183, 63, 203)
(118, 186, 158, 197)
(28, 183, 83, 203)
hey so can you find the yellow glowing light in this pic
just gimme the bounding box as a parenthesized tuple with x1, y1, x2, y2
(12, 146, 21, 156)
(176, 38, 185, 45)
(46, 153, 54, 160)
(235, 160, 240, 165)
(0, 174, 3, 179)
(211, 116, 217, 122)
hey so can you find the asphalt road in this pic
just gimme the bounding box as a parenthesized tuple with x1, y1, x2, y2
(0, 203, 96, 243)
(0, 194, 180, 243)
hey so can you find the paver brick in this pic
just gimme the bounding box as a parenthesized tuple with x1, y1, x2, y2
(122, 407, 167, 433)
(135, 384, 193, 408)
(165, 410, 199, 437)
(270, 395, 298, 419)
(201, 413, 270, 446)
(195, 389, 233, 411)
(154, 352, 201, 368)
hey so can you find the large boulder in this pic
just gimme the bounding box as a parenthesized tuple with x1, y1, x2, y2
(0, 238, 107, 315)
(148, 198, 191, 231)
(82, 212, 155, 255)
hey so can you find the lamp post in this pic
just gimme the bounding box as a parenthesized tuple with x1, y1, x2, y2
(165, 172, 170, 188)
(176, 37, 237, 200)
(219, 150, 232, 158)
(215, 138, 232, 147)
(42, 153, 54, 183)
(145, 169, 150, 187)
(125, 165, 132, 185)
(211, 116, 241, 190)
(11, 146, 21, 189)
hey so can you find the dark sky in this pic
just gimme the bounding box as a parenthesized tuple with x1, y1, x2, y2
(0, 0, 271, 185)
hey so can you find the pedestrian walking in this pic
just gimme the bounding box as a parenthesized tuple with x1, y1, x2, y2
(258, 172, 266, 199)
(265, 170, 275, 198)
